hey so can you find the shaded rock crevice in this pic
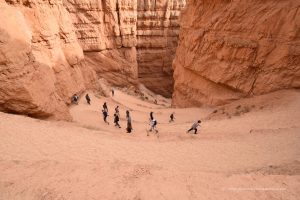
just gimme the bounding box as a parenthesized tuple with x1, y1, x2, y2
(137, 0, 186, 97)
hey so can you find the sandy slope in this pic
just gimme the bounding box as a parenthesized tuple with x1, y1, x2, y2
(0, 89, 300, 200)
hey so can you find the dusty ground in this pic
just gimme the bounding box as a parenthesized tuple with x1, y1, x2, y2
(0, 89, 300, 200)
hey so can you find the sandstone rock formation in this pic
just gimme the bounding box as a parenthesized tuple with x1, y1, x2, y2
(0, 0, 97, 120)
(0, 0, 186, 119)
(64, 0, 186, 96)
(137, 0, 186, 97)
(63, 0, 139, 86)
(173, 0, 300, 107)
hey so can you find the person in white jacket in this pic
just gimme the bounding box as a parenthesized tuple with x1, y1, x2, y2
(148, 119, 158, 134)
(187, 120, 201, 134)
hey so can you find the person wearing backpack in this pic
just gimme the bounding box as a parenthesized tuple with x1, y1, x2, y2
(148, 119, 158, 134)
(111, 89, 115, 97)
(102, 109, 109, 125)
(169, 112, 175, 122)
(85, 93, 91, 105)
(187, 120, 201, 134)
(71, 94, 79, 105)
(126, 110, 133, 133)
(114, 113, 121, 128)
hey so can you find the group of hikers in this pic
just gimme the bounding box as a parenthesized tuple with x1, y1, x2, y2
(101, 105, 201, 135)
(71, 91, 202, 135)
(101, 102, 133, 133)
(71, 93, 90, 105)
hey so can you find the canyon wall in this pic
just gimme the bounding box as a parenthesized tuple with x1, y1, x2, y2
(0, 0, 185, 119)
(0, 0, 97, 120)
(63, 0, 139, 86)
(137, 0, 186, 97)
(64, 0, 186, 96)
(173, 0, 300, 107)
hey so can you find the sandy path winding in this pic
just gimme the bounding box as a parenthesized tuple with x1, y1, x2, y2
(0, 89, 300, 199)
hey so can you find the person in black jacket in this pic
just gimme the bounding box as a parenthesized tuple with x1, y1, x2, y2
(102, 109, 109, 125)
(85, 94, 91, 105)
(169, 112, 175, 122)
(71, 94, 79, 105)
(126, 110, 133, 133)
(114, 113, 121, 128)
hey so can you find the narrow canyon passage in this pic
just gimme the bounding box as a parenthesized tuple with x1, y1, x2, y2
(1, 0, 300, 199)
(0, 0, 188, 120)
(136, 0, 186, 97)
(65, 0, 187, 98)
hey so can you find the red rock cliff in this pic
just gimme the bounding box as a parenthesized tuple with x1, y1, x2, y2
(64, 0, 186, 96)
(172, 0, 300, 107)
(0, 0, 97, 120)
(63, 0, 139, 86)
(0, 0, 185, 119)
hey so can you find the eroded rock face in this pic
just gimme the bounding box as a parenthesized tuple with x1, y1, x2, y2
(137, 0, 186, 97)
(0, 0, 97, 120)
(173, 0, 300, 107)
(0, 0, 185, 119)
(64, 0, 186, 96)
(63, 0, 139, 86)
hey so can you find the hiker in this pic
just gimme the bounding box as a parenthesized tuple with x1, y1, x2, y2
(169, 112, 175, 122)
(115, 106, 120, 117)
(114, 113, 121, 128)
(102, 109, 109, 124)
(187, 120, 201, 134)
(126, 110, 133, 133)
(85, 93, 91, 105)
(148, 119, 158, 134)
(154, 99, 157, 104)
(71, 94, 79, 104)
(102, 102, 110, 124)
(103, 102, 108, 112)
(111, 89, 114, 97)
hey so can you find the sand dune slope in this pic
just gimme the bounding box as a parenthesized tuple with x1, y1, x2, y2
(0, 89, 300, 200)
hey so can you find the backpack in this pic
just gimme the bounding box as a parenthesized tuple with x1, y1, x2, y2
(153, 120, 157, 126)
